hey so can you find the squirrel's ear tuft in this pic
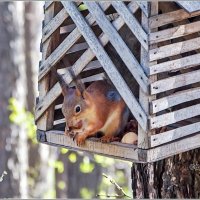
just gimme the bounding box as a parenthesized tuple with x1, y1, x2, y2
(56, 72, 69, 96)
(75, 88, 82, 97)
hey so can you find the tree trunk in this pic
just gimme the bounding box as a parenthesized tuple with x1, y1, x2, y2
(0, 2, 28, 198)
(132, 149, 200, 198)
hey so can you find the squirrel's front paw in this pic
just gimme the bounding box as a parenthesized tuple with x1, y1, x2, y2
(100, 135, 120, 143)
(75, 134, 86, 146)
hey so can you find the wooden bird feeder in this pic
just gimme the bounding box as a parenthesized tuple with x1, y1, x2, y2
(35, 1, 200, 163)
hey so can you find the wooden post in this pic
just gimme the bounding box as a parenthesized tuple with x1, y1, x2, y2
(37, 2, 60, 131)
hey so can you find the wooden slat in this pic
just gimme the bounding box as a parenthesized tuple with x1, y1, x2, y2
(151, 69, 200, 95)
(137, 1, 149, 17)
(44, 130, 141, 162)
(151, 87, 200, 113)
(58, 60, 102, 74)
(42, 8, 68, 43)
(67, 42, 88, 54)
(150, 103, 200, 129)
(150, 21, 200, 44)
(38, 2, 111, 82)
(177, 1, 200, 13)
(151, 121, 200, 147)
(149, 9, 200, 29)
(35, 2, 139, 121)
(85, 2, 149, 94)
(149, 53, 200, 75)
(44, 1, 53, 10)
(112, 1, 148, 50)
(150, 37, 200, 62)
(62, 1, 147, 130)
(148, 132, 200, 162)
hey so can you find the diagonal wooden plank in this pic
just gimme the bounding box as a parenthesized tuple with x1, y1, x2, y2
(151, 69, 200, 95)
(112, 1, 148, 50)
(176, 1, 200, 13)
(42, 8, 69, 43)
(137, 1, 150, 17)
(84, 2, 149, 94)
(150, 37, 200, 62)
(35, 2, 139, 122)
(44, 1, 53, 10)
(150, 103, 200, 129)
(151, 87, 200, 114)
(38, 2, 111, 82)
(149, 53, 200, 75)
(61, 1, 147, 130)
(150, 21, 200, 44)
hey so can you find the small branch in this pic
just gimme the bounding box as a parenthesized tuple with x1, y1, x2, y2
(101, 173, 132, 199)
(96, 194, 127, 198)
(0, 171, 7, 182)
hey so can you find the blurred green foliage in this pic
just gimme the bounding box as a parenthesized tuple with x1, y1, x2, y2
(80, 187, 94, 199)
(8, 97, 37, 144)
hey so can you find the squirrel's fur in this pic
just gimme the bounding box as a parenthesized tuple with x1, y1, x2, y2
(56, 70, 129, 146)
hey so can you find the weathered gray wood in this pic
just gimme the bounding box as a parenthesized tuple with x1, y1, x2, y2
(138, 2, 158, 149)
(151, 87, 200, 113)
(177, 1, 200, 13)
(150, 103, 200, 129)
(150, 21, 200, 44)
(112, 1, 148, 50)
(36, 2, 139, 121)
(149, 8, 200, 29)
(58, 60, 102, 74)
(60, 13, 119, 34)
(151, 69, 200, 95)
(38, 2, 111, 82)
(44, 1, 53, 10)
(35, 2, 139, 122)
(137, 11, 150, 149)
(84, 2, 149, 94)
(42, 8, 69, 43)
(148, 132, 200, 162)
(62, 1, 147, 130)
(137, 1, 150, 17)
(150, 37, 200, 61)
(67, 42, 88, 54)
(151, 121, 200, 147)
(149, 53, 200, 75)
(44, 130, 142, 162)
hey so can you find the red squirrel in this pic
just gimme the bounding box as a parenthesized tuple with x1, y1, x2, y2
(56, 70, 129, 146)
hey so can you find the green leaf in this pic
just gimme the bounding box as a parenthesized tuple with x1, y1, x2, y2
(78, 4, 87, 11)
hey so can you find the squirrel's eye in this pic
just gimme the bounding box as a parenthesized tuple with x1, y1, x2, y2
(75, 105, 81, 113)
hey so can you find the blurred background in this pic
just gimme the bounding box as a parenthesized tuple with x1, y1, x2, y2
(0, 2, 132, 198)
